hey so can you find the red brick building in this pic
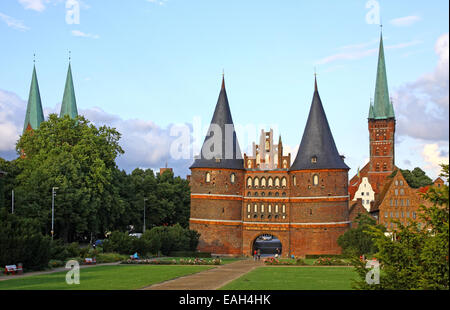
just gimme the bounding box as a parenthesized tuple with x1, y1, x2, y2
(189, 76, 350, 257)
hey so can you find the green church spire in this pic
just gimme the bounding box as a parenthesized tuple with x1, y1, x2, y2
(23, 64, 45, 133)
(60, 62, 78, 119)
(370, 32, 395, 119)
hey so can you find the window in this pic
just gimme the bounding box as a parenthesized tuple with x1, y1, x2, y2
(395, 189, 398, 196)
(275, 192, 279, 197)
(311, 156, 317, 164)
(268, 177, 273, 187)
(247, 160, 252, 169)
(293, 176, 297, 186)
(384, 212, 388, 218)
(400, 189, 404, 195)
(395, 200, 398, 206)
(247, 192, 251, 196)
(254, 192, 258, 196)
(268, 205, 272, 213)
(230, 173, 236, 184)
(261, 192, 265, 196)
(406, 211, 410, 218)
(261, 177, 266, 188)
(282, 205, 286, 213)
(313, 174, 319, 186)
(282, 192, 286, 197)
(275, 205, 279, 213)
(412, 212, 416, 219)
(205, 172, 211, 183)
(254, 204, 258, 213)
(281, 177, 287, 188)
(390, 199, 393, 206)
(261, 204, 265, 213)
(395, 180, 398, 186)
(406, 199, 410, 206)
(283, 160, 288, 169)
(275, 177, 280, 187)
(399, 180, 403, 186)
(390, 212, 393, 218)
(400, 199, 404, 206)
(247, 204, 251, 213)
(362, 192, 365, 196)
(254, 177, 259, 188)
(247, 177, 252, 188)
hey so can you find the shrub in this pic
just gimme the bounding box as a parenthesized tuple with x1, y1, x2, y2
(48, 259, 64, 268)
(95, 253, 128, 263)
(169, 251, 211, 258)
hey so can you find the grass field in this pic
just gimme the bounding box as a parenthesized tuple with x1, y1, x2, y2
(220, 266, 357, 290)
(0, 265, 213, 290)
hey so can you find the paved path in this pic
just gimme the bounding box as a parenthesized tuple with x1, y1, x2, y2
(0, 262, 121, 282)
(142, 259, 264, 290)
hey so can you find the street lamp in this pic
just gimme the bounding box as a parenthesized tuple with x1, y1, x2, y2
(143, 198, 148, 233)
(51, 187, 59, 240)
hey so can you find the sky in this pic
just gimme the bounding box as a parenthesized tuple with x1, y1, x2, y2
(0, 0, 448, 179)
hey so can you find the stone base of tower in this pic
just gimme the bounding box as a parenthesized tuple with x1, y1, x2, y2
(189, 221, 242, 255)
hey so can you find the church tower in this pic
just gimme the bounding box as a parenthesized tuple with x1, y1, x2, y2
(23, 63, 45, 133)
(60, 62, 79, 119)
(189, 75, 245, 255)
(367, 32, 396, 193)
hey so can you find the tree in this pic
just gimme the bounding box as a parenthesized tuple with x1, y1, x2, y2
(400, 167, 433, 189)
(338, 213, 385, 257)
(15, 114, 124, 242)
(353, 164, 449, 290)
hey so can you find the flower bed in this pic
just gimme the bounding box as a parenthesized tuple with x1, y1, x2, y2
(313, 257, 351, 266)
(263, 257, 307, 265)
(121, 258, 222, 265)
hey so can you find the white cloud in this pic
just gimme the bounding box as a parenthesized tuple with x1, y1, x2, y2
(147, 0, 168, 5)
(18, 0, 48, 12)
(0, 12, 30, 31)
(390, 15, 422, 27)
(393, 33, 449, 142)
(71, 30, 100, 39)
(0, 91, 192, 176)
(422, 143, 449, 178)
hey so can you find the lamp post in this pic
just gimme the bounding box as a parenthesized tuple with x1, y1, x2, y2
(51, 187, 59, 240)
(143, 198, 148, 233)
(11, 189, 14, 214)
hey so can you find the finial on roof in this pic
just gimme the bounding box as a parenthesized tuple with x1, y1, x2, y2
(69, 50, 71, 62)
(221, 69, 225, 89)
(314, 70, 318, 92)
(33, 53, 35, 64)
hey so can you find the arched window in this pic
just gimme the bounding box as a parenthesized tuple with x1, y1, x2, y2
(275, 177, 280, 187)
(247, 160, 252, 169)
(376, 163, 380, 171)
(261, 204, 265, 213)
(254, 177, 259, 188)
(268, 205, 272, 213)
(281, 177, 287, 188)
(283, 160, 288, 169)
(247, 192, 251, 196)
(293, 175, 297, 186)
(205, 172, 211, 183)
(275, 192, 279, 197)
(230, 173, 236, 184)
(312, 174, 319, 186)
(282, 192, 286, 197)
(261, 177, 266, 188)
(254, 204, 258, 213)
(282, 204, 286, 213)
(275, 205, 279, 213)
(400, 188, 404, 195)
(268, 177, 273, 187)
(247, 204, 251, 213)
(247, 177, 252, 188)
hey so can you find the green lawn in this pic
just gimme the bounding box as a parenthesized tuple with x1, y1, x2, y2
(0, 265, 213, 290)
(220, 266, 357, 290)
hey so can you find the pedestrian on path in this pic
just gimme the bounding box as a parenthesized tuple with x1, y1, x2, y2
(253, 249, 257, 261)
(257, 249, 261, 261)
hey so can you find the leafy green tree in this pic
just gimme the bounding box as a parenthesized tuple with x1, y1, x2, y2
(0, 208, 52, 271)
(0, 158, 21, 212)
(15, 114, 124, 242)
(337, 213, 385, 257)
(400, 167, 433, 188)
(353, 164, 449, 290)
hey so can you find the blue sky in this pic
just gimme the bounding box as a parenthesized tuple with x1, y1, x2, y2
(0, 0, 448, 179)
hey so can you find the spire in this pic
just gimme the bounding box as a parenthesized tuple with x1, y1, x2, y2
(190, 76, 244, 170)
(370, 32, 395, 119)
(60, 62, 78, 119)
(23, 63, 45, 133)
(290, 78, 349, 171)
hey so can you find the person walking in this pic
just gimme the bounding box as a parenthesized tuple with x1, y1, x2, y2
(257, 249, 261, 261)
(253, 249, 257, 261)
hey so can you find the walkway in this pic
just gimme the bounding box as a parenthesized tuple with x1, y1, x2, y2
(142, 259, 264, 290)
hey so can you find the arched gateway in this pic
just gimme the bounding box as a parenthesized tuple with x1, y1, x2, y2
(252, 234, 282, 257)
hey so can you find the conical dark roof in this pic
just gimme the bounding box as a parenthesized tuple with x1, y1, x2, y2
(290, 78, 349, 171)
(190, 77, 244, 170)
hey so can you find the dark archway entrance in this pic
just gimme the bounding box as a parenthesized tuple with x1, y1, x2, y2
(252, 234, 282, 257)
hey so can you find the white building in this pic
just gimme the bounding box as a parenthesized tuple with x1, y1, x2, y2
(353, 177, 375, 212)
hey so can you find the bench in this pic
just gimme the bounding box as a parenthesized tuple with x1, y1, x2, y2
(84, 258, 96, 265)
(4, 264, 23, 275)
